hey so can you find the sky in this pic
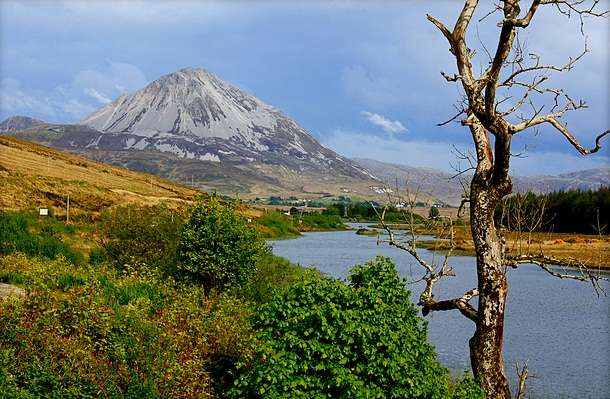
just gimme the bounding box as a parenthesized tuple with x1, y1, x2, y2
(0, 0, 608, 176)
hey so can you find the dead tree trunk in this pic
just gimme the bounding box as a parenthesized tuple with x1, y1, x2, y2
(469, 174, 511, 398)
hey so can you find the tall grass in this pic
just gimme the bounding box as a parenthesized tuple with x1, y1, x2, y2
(0, 211, 82, 264)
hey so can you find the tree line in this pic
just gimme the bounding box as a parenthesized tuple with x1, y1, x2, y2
(496, 187, 609, 235)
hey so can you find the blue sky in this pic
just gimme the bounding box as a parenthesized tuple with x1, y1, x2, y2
(1, 0, 608, 175)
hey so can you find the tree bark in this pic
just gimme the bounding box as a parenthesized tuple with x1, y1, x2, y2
(469, 176, 512, 399)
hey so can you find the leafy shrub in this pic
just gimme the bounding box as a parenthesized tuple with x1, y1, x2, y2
(298, 213, 346, 231)
(450, 373, 486, 399)
(176, 196, 267, 291)
(0, 212, 82, 264)
(0, 252, 258, 398)
(240, 253, 321, 304)
(231, 257, 450, 398)
(255, 211, 300, 239)
(429, 206, 441, 219)
(100, 205, 183, 272)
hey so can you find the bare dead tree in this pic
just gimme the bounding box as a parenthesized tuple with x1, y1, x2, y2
(383, 2, 610, 397)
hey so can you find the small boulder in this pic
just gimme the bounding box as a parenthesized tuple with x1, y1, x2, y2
(0, 283, 26, 301)
(356, 228, 378, 236)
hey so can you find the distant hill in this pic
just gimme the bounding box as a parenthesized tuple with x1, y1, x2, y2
(0, 115, 44, 133)
(0, 135, 201, 216)
(354, 158, 610, 206)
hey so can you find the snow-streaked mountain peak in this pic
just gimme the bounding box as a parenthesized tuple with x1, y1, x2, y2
(79, 67, 368, 178)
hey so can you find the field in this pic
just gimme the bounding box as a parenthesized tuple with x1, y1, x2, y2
(0, 136, 200, 217)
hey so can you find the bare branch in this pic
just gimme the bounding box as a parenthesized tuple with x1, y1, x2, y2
(507, 254, 608, 295)
(500, 42, 589, 88)
(426, 14, 454, 46)
(441, 71, 462, 82)
(458, 198, 470, 218)
(373, 183, 478, 323)
(438, 109, 466, 127)
(515, 361, 529, 399)
(421, 288, 479, 322)
(512, 113, 609, 155)
(507, 0, 542, 27)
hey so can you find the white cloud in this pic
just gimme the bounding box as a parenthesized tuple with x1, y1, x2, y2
(322, 128, 460, 171)
(362, 111, 406, 134)
(84, 88, 111, 104)
(0, 62, 146, 122)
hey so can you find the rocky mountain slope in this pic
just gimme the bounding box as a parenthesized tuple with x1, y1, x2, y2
(80, 67, 369, 179)
(2, 68, 377, 198)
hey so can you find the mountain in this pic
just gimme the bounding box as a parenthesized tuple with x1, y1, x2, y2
(0, 116, 44, 133)
(354, 158, 610, 205)
(2, 68, 378, 198)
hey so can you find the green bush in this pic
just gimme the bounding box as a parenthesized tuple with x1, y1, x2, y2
(176, 196, 267, 291)
(231, 257, 450, 398)
(298, 213, 346, 231)
(0, 212, 82, 264)
(255, 211, 301, 239)
(429, 206, 441, 219)
(240, 253, 321, 304)
(451, 373, 486, 399)
(0, 252, 256, 398)
(100, 205, 183, 272)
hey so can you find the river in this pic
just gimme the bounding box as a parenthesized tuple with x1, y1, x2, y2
(269, 225, 610, 399)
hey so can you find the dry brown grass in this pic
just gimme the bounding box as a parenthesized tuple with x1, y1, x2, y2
(0, 136, 201, 217)
(415, 224, 610, 269)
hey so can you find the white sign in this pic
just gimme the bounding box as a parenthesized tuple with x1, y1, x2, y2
(39, 208, 49, 216)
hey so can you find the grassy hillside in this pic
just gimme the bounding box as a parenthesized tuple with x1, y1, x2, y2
(0, 136, 201, 217)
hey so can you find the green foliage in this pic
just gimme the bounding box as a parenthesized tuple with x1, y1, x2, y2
(297, 213, 346, 231)
(231, 257, 450, 399)
(496, 187, 610, 234)
(450, 373, 486, 399)
(100, 204, 183, 272)
(429, 206, 441, 219)
(0, 252, 257, 398)
(323, 202, 425, 224)
(255, 211, 301, 239)
(177, 196, 267, 291)
(256, 211, 347, 239)
(0, 211, 82, 264)
(88, 247, 107, 266)
(240, 253, 322, 304)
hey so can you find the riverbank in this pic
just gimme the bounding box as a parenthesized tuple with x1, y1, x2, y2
(376, 223, 610, 269)
(255, 211, 348, 239)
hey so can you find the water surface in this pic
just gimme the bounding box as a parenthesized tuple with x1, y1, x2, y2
(270, 225, 610, 399)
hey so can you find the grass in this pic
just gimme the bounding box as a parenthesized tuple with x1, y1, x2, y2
(411, 223, 610, 268)
(0, 211, 84, 264)
(0, 136, 200, 218)
(255, 211, 301, 239)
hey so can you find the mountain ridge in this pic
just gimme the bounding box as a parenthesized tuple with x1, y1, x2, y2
(354, 158, 610, 205)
